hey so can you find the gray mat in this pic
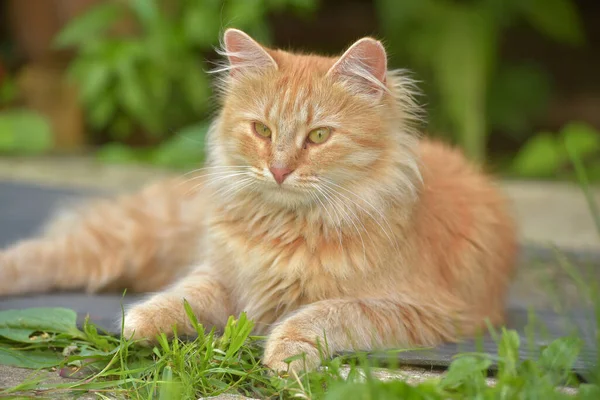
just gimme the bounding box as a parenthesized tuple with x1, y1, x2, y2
(0, 181, 95, 247)
(0, 180, 597, 376)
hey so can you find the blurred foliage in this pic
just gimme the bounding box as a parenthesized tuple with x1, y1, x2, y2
(0, 77, 53, 155)
(0, 109, 53, 154)
(54, 0, 316, 167)
(95, 120, 209, 168)
(376, 0, 585, 161)
(36, 0, 598, 181)
(511, 122, 600, 182)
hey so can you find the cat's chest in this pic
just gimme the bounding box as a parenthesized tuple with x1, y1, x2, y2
(206, 210, 366, 330)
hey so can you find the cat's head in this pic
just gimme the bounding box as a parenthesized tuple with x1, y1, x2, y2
(206, 29, 422, 210)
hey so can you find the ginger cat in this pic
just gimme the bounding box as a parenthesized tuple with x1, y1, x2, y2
(0, 29, 517, 372)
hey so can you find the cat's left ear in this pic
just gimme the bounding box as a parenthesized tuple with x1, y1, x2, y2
(327, 37, 388, 98)
(222, 28, 278, 76)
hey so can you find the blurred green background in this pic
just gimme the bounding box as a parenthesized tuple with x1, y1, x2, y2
(0, 0, 598, 181)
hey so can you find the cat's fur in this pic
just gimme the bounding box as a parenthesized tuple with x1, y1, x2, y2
(0, 29, 517, 372)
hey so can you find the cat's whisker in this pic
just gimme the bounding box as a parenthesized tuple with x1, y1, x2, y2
(315, 190, 345, 254)
(321, 178, 400, 253)
(317, 185, 368, 265)
(325, 185, 400, 263)
(314, 186, 348, 258)
(202, 172, 253, 186)
(210, 176, 253, 195)
(177, 167, 252, 192)
(215, 177, 256, 200)
(182, 169, 251, 185)
(309, 184, 344, 250)
(321, 184, 385, 267)
(314, 185, 359, 262)
(182, 165, 250, 177)
(186, 172, 253, 196)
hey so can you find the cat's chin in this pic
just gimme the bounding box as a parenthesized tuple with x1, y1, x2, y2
(258, 184, 314, 209)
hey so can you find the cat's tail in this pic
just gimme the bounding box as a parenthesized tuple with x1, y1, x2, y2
(0, 179, 206, 296)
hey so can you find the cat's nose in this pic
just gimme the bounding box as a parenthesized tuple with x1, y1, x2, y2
(269, 166, 294, 185)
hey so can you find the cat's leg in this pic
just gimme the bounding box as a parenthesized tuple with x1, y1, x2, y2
(263, 297, 474, 373)
(122, 266, 232, 340)
(0, 179, 204, 295)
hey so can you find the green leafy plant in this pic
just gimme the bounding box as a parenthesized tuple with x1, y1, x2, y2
(95, 121, 210, 169)
(511, 121, 600, 181)
(0, 109, 53, 155)
(0, 75, 53, 155)
(54, 0, 317, 144)
(376, 0, 585, 161)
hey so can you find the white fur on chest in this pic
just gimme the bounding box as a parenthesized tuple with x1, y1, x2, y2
(205, 204, 369, 331)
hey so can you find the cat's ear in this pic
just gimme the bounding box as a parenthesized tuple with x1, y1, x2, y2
(327, 37, 388, 98)
(222, 29, 278, 76)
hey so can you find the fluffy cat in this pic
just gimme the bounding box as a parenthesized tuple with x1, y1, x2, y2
(0, 29, 517, 372)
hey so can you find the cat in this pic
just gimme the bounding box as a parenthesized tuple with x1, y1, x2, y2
(0, 29, 517, 373)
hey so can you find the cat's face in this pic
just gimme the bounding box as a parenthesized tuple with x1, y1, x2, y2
(209, 29, 417, 208)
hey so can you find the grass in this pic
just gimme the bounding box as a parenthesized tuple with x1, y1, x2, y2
(0, 147, 598, 399)
(0, 301, 597, 399)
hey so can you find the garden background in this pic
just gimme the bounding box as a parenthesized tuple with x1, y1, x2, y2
(0, 0, 599, 179)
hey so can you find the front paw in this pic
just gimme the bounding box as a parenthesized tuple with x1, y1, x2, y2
(263, 329, 322, 374)
(122, 303, 176, 344)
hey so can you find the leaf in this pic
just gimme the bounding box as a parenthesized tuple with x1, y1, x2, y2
(53, 2, 123, 49)
(89, 94, 117, 131)
(0, 77, 18, 105)
(0, 308, 83, 343)
(0, 344, 63, 369)
(158, 365, 182, 400)
(76, 61, 113, 107)
(183, 4, 221, 47)
(181, 60, 210, 114)
(115, 63, 161, 135)
(511, 132, 561, 178)
(375, 0, 438, 38)
(224, 0, 270, 42)
(518, 0, 585, 45)
(560, 121, 600, 160)
(487, 63, 552, 138)
(151, 122, 208, 169)
(579, 384, 600, 400)
(440, 355, 491, 389)
(0, 110, 53, 154)
(95, 142, 141, 165)
(539, 337, 582, 375)
(497, 329, 521, 378)
(130, 0, 161, 30)
(431, 6, 497, 161)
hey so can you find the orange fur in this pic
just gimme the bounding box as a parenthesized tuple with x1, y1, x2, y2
(0, 29, 517, 373)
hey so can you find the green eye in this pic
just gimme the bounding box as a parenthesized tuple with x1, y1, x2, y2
(307, 127, 331, 144)
(253, 122, 272, 138)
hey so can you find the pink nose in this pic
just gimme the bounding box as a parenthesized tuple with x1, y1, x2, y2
(269, 166, 294, 184)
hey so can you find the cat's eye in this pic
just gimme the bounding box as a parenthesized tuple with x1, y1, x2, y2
(307, 127, 331, 144)
(253, 122, 272, 138)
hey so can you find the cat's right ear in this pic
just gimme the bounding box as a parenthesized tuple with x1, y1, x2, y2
(221, 29, 278, 76)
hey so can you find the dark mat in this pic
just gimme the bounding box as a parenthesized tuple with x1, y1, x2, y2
(0, 180, 597, 376)
(0, 181, 98, 248)
(368, 308, 597, 376)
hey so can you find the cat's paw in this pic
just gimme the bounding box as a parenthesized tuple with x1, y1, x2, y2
(263, 327, 321, 374)
(0, 251, 14, 296)
(122, 303, 175, 344)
